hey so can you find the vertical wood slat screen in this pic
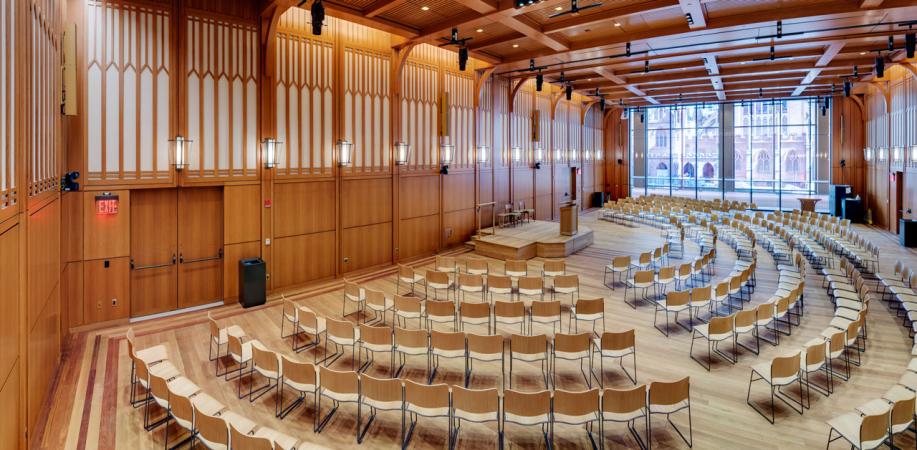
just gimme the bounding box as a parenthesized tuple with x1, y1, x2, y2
(493, 76, 509, 167)
(510, 81, 533, 166)
(274, 19, 333, 177)
(892, 80, 905, 149)
(554, 101, 568, 163)
(867, 92, 887, 150)
(444, 71, 473, 168)
(567, 100, 579, 162)
(185, 14, 258, 179)
(343, 48, 390, 173)
(400, 60, 438, 170)
(585, 106, 603, 161)
(0, 0, 15, 215)
(85, 1, 170, 183)
(477, 78, 493, 167)
(908, 76, 916, 148)
(535, 90, 551, 158)
(30, 0, 60, 195)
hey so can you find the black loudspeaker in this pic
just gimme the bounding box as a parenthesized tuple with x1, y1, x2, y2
(239, 258, 266, 308)
(901, 219, 917, 247)
(840, 159, 846, 168)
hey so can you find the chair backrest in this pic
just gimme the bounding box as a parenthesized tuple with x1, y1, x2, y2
(487, 275, 512, 290)
(600, 329, 635, 351)
(554, 333, 592, 353)
(280, 355, 316, 387)
(126, 328, 138, 355)
(602, 385, 647, 415)
(360, 374, 403, 404)
(228, 334, 245, 360)
(827, 330, 846, 354)
(364, 288, 386, 308)
(729, 276, 741, 290)
(344, 281, 363, 300)
(399, 265, 416, 280)
(530, 300, 561, 319)
(804, 341, 826, 367)
(657, 266, 675, 280)
(665, 290, 690, 307)
(692, 285, 711, 302)
(511, 333, 547, 356)
(425, 300, 455, 318)
(169, 386, 194, 428)
(554, 388, 600, 418)
(319, 366, 359, 396)
(149, 372, 170, 403)
(431, 330, 465, 352)
(634, 270, 654, 284)
(890, 395, 916, 430)
(452, 386, 499, 417)
(505, 260, 528, 275)
(195, 404, 229, 447)
(394, 327, 429, 349)
(612, 255, 631, 269)
(404, 379, 450, 411)
(208, 312, 220, 339)
(459, 273, 484, 290)
(638, 252, 651, 265)
(494, 300, 525, 319)
(436, 256, 456, 272)
(518, 276, 543, 291)
(648, 377, 690, 408)
(734, 310, 756, 330)
(426, 270, 450, 285)
(359, 324, 393, 347)
(860, 412, 891, 447)
(771, 353, 801, 380)
(252, 345, 279, 374)
(574, 297, 604, 317)
(708, 315, 734, 336)
(326, 317, 355, 340)
(503, 389, 550, 420)
(283, 298, 297, 320)
(543, 259, 565, 275)
(715, 281, 729, 297)
(755, 302, 773, 321)
(230, 422, 273, 450)
(394, 295, 421, 314)
(466, 333, 503, 356)
(553, 274, 578, 290)
(460, 301, 490, 320)
(465, 258, 489, 274)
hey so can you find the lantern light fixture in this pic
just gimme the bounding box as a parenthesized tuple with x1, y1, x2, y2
(476, 145, 488, 164)
(440, 143, 454, 174)
(568, 148, 577, 162)
(864, 147, 872, 162)
(878, 147, 888, 162)
(394, 141, 411, 165)
(595, 149, 603, 161)
(336, 140, 353, 167)
(554, 148, 563, 162)
(169, 136, 192, 171)
(512, 146, 522, 163)
(262, 138, 281, 169)
(911, 145, 917, 163)
(894, 146, 902, 162)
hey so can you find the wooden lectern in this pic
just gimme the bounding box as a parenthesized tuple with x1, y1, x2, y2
(560, 201, 578, 236)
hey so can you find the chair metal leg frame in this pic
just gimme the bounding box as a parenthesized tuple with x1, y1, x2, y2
(769, 314, 793, 336)
(756, 322, 779, 347)
(690, 332, 737, 371)
(280, 314, 298, 340)
(277, 378, 314, 419)
(359, 402, 400, 444)
(735, 328, 760, 357)
(654, 306, 690, 337)
(315, 389, 353, 434)
(394, 350, 428, 379)
(466, 353, 505, 388)
(357, 344, 394, 376)
(800, 366, 832, 409)
(142, 395, 170, 431)
(403, 410, 453, 449)
(552, 417, 602, 450)
(130, 368, 153, 408)
(508, 354, 550, 389)
(746, 371, 804, 424)
(605, 412, 650, 450)
(827, 351, 851, 385)
(292, 329, 320, 354)
(247, 366, 279, 403)
(450, 414, 503, 450)
(651, 403, 692, 448)
(163, 411, 196, 450)
(551, 352, 593, 389)
(428, 352, 465, 385)
(593, 349, 637, 387)
(847, 342, 863, 367)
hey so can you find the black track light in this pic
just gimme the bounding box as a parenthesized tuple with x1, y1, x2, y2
(311, 0, 325, 35)
(821, 106, 827, 116)
(529, 59, 535, 71)
(565, 83, 573, 100)
(853, 65, 858, 77)
(832, 83, 836, 94)
(594, 87, 600, 96)
(876, 55, 885, 78)
(559, 72, 565, 83)
(769, 44, 776, 61)
(458, 46, 469, 71)
(759, 87, 763, 98)
(843, 79, 851, 97)
(599, 97, 605, 111)
(907, 33, 916, 58)
(626, 42, 631, 57)
(644, 61, 650, 73)
(536, 72, 543, 91)
(824, 96, 830, 110)
(776, 20, 782, 38)
(889, 36, 895, 52)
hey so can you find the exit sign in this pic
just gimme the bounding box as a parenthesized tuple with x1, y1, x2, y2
(95, 193, 119, 215)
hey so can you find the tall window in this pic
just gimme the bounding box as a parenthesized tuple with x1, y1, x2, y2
(629, 98, 828, 211)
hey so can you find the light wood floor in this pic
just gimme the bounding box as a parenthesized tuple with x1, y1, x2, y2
(32, 212, 917, 449)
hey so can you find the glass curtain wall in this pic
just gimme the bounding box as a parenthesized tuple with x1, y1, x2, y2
(629, 98, 828, 211)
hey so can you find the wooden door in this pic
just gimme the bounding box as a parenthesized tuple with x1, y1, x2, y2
(896, 171, 905, 233)
(178, 187, 224, 309)
(130, 189, 178, 317)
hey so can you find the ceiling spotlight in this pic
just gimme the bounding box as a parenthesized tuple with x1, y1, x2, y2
(853, 65, 858, 77)
(555, 6, 563, 10)
(311, 0, 325, 35)
(859, 52, 866, 55)
(907, 33, 916, 58)
(644, 61, 650, 73)
(476, 28, 484, 33)
(512, 44, 519, 48)
(759, 87, 763, 98)
(458, 46, 469, 71)
(776, 20, 782, 38)
(769, 44, 775, 61)
(565, 83, 573, 100)
(421, 5, 430, 10)
(529, 59, 536, 71)
(876, 55, 885, 78)
(824, 96, 830, 110)
(625, 42, 631, 57)
(685, 13, 694, 25)
(889, 36, 895, 52)
(832, 83, 836, 94)
(614, 22, 621, 27)
(536, 72, 544, 91)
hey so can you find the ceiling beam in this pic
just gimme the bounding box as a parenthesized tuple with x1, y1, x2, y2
(504, 16, 570, 52)
(861, 0, 885, 7)
(678, 0, 707, 29)
(594, 68, 659, 105)
(454, 0, 498, 13)
(541, 0, 680, 34)
(793, 42, 845, 96)
(364, 0, 409, 17)
(702, 54, 725, 100)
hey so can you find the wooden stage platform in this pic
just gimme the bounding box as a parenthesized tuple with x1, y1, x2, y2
(470, 220, 594, 260)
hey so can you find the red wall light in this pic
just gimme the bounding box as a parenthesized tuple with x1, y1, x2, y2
(95, 193, 119, 215)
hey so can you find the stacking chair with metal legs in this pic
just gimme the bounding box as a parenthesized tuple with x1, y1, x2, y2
(503, 389, 552, 448)
(128, 328, 170, 406)
(552, 332, 594, 389)
(459, 301, 491, 334)
(465, 333, 504, 388)
(129, 345, 179, 410)
(363, 289, 394, 326)
(403, 380, 452, 448)
(509, 333, 550, 389)
(690, 315, 735, 371)
(227, 334, 266, 399)
(486, 275, 513, 304)
(280, 297, 299, 340)
(394, 327, 429, 378)
(648, 377, 693, 447)
(799, 340, 830, 408)
(570, 297, 606, 336)
(208, 313, 245, 372)
(602, 385, 649, 450)
(397, 265, 425, 296)
(277, 355, 317, 419)
(825, 409, 890, 450)
(494, 300, 526, 335)
(342, 281, 365, 319)
(604, 255, 631, 290)
(393, 295, 423, 329)
(553, 388, 603, 450)
(530, 300, 562, 335)
(357, 375, 404, 444)
(625, 270, 655, 309)
(450, 387, 501, 449)
(746, 352, 803, 423)
(248, 345, 282, 410)
(426, 270, 454, 301)
(357, 324, 394, 375)
(315, 367, 360, 435)
(518, 276, 545, 303)
(428, 330, 466, 384)
(593, 329, 637, 386)
(458, 273, 486, 303)
(654, 290, 691, 336)
(321, 318, 360, 368)
(505, 259, 528, 278)
(425, 300, 457, 331)
(465, 258, 489, 276)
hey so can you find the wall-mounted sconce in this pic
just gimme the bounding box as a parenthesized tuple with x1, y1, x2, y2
(169, 136, 192, 171)
(262, 138, 281, 169)
(336, 140, 353, 167)
(512, 146, 522, 164)
(394, 141, 411, 165)
(864, 147, 872, 162)
(476, 145, 488, 164)
(595, 149, 603, 161)
(911, 145, 917, 164)
(440, 143, 454, 174)
(554, 148, 563, 162)
(894, 146, 903, 163)
(533, 147, 543, 169)
(878, 147, 887, 162)
(568, 149, 577, 164)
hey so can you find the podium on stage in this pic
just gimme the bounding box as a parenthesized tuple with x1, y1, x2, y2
(560, 201, 578, 236)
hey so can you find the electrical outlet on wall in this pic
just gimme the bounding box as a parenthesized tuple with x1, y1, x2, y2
(343, 256, 350, 263)
(111, 298, 118, 306)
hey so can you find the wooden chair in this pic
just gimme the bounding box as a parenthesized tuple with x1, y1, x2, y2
(426, 270, 454, 301)
(509, 334, 550, 389)
(552, 274, 579, 306)
(425, 299, 457, 331)
(800, 339, 830, 408)
(293, 307, 323, 355)
(878, 389, 917, 448)
(321, 318, 359, 368)
(228, 334, 266, 399)
(459, 301, 491, 333)
(362, 288, 392, 325)
(553, 388, 602, 449)
(570, 297, 605, 336)
(458, 273, 486, 303)
(604, 255, 631, 290)
(464, 258, 489, 275)
(280, 296, 299, 340)
(436, 255, 458, 276)
(249, 345, 282, 409)
(649, 377, 692, 447)
(530, 300, 562, 335)
(486, 275, 513, 304)
(253, 427, 298, 450)
(594, 329, 637, 386)
(689, 285, 712, 325)
(602, 385, 649, 450)
(825, 329, 851, 384)
(229, 422, 273, 450)
(397, 264, 425, 296)
(342, 281, 365, 319)
(732, 308, 757, 356)
(654, 266, 676, 300)
(630, 252, 652, 271)
(552, 332, 593, 388)
(505, 259, 528, 278)
(129, 346, 179, 409)
(494, 300, 526, 334)
(746, 353, 803, 423)
(624, 270, 655, 309)
(429, 330, 466, 384)
(127, 327, 170, 405)
(517, 200, 535, 224)
(278, 355, 317, 419)
(826, 409, 890, 450)
(451, 386, 501, 447)
(146, 371, 199, 432)
(690, 315, 735, 371)
(465, 333, 504, 388)
(357, 375, 404, 443)
(208, 312, 245, 366)
(754, 302, 779, 348)
(164, 384, 224, 449)
(654, 290, 691, 336)
(393, 295, 423, 329)
(503, 390, 552, 448)
(498, 203, 521, 228)
(713, 281, 730, 315)
(403, 380, 452, 448)
(357, 324, 394, 375)
(316, 367, 360, 435)
(673, 263, 693, 291)
(394, 327, 429, 378)
(543, 259, 566, 278)
(518, 276, 545, 303)
(194, 404, 245, 450)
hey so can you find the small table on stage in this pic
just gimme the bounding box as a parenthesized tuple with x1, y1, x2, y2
(798, 198, 820, 212)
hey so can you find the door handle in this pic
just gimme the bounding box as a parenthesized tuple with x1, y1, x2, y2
(179, 248, 223, 264)
(131, 254, 177, 271)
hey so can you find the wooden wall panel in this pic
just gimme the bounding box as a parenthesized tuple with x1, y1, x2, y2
(399, 175, 438, 219)
(27, 283, 58, 431)
(443, 209, 473, 248)
(442, 172, 474, 213)
(341, 178, 391, 228)
(223, 240, 260, 301)
(0, 362, 19, 450)
(28, 200, 60, 331)
(83, 256, 130, 323)
(185, 14, 258, 180)
(62, 261, 83, 330)
(398, 214, 438, 260)
(272, 231, 335, 288)
(83, 189, 130, 260)
(84, 1, 171, 183)
(0, 224, 19, 387)
(61, 192, 83, 262)
(223, 184, 260, 244)
(129, 188, 176, 317)
(0, 0, 17, 224)
(342, 222, 392, 272)
(273, 181, 335, 237)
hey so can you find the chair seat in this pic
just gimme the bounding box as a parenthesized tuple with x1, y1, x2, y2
(136, 344, 169, 365)
(751, 363, 798, 386)
(519, 288, 543, 296)
(213, 326, 247, 346)
(460, 285, 484, 293)
(191, 392, 226, 417)
(221, 411, 258, 435)
(254, 427, 299, 450)
(694, 324, 732, 341)
(554, 412, 598, 425)
(454, 409, 498, 423)
(468, 350, 503, 362)
(366, 298, 395, 312)
(284, 377, 316, 393)
(147, 360, 181, 383)
(407, 404, 450, 418)
(555, 350, 590, 360)
(603, 409, 646, 422)
(401, 274, 425, 283)
(164, 376, 200, 404)
(505, 412, 551, 426)
(883, 384, 916, 405)
(432, 348, 465, 359)
(857, 399, 891, 416)
(648, 400, 689, 415)
(512, 352, 546, 362)
(363, 397, 403, 412)
(827, 412, 888, 450)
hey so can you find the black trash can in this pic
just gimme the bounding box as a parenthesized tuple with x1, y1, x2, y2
(239, 258, 266, 308)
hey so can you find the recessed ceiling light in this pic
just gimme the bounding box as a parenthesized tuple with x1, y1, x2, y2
(587, 78, 593, 81)
(421, 5, 430, 10)
(741, 61, 746, 64)
(614, 22, 621, 27)
(476, 28, 484, 33)
(860, 51, 866, 55)
(513, 44, 519, 48)
(555, 6, 564, 11)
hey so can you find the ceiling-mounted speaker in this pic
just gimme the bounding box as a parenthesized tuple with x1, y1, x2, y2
(875, 56, 885, 78)
(458, 47, 469, 71)
(61, 23, 77, 116)
(311, 0, 325, 35)
(536, 72, 543, 91)
(840, 159, 846, 168)
(843, 79, 851, 97)
(906, 33, 916, 58)
(565, 84, 573, 100)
